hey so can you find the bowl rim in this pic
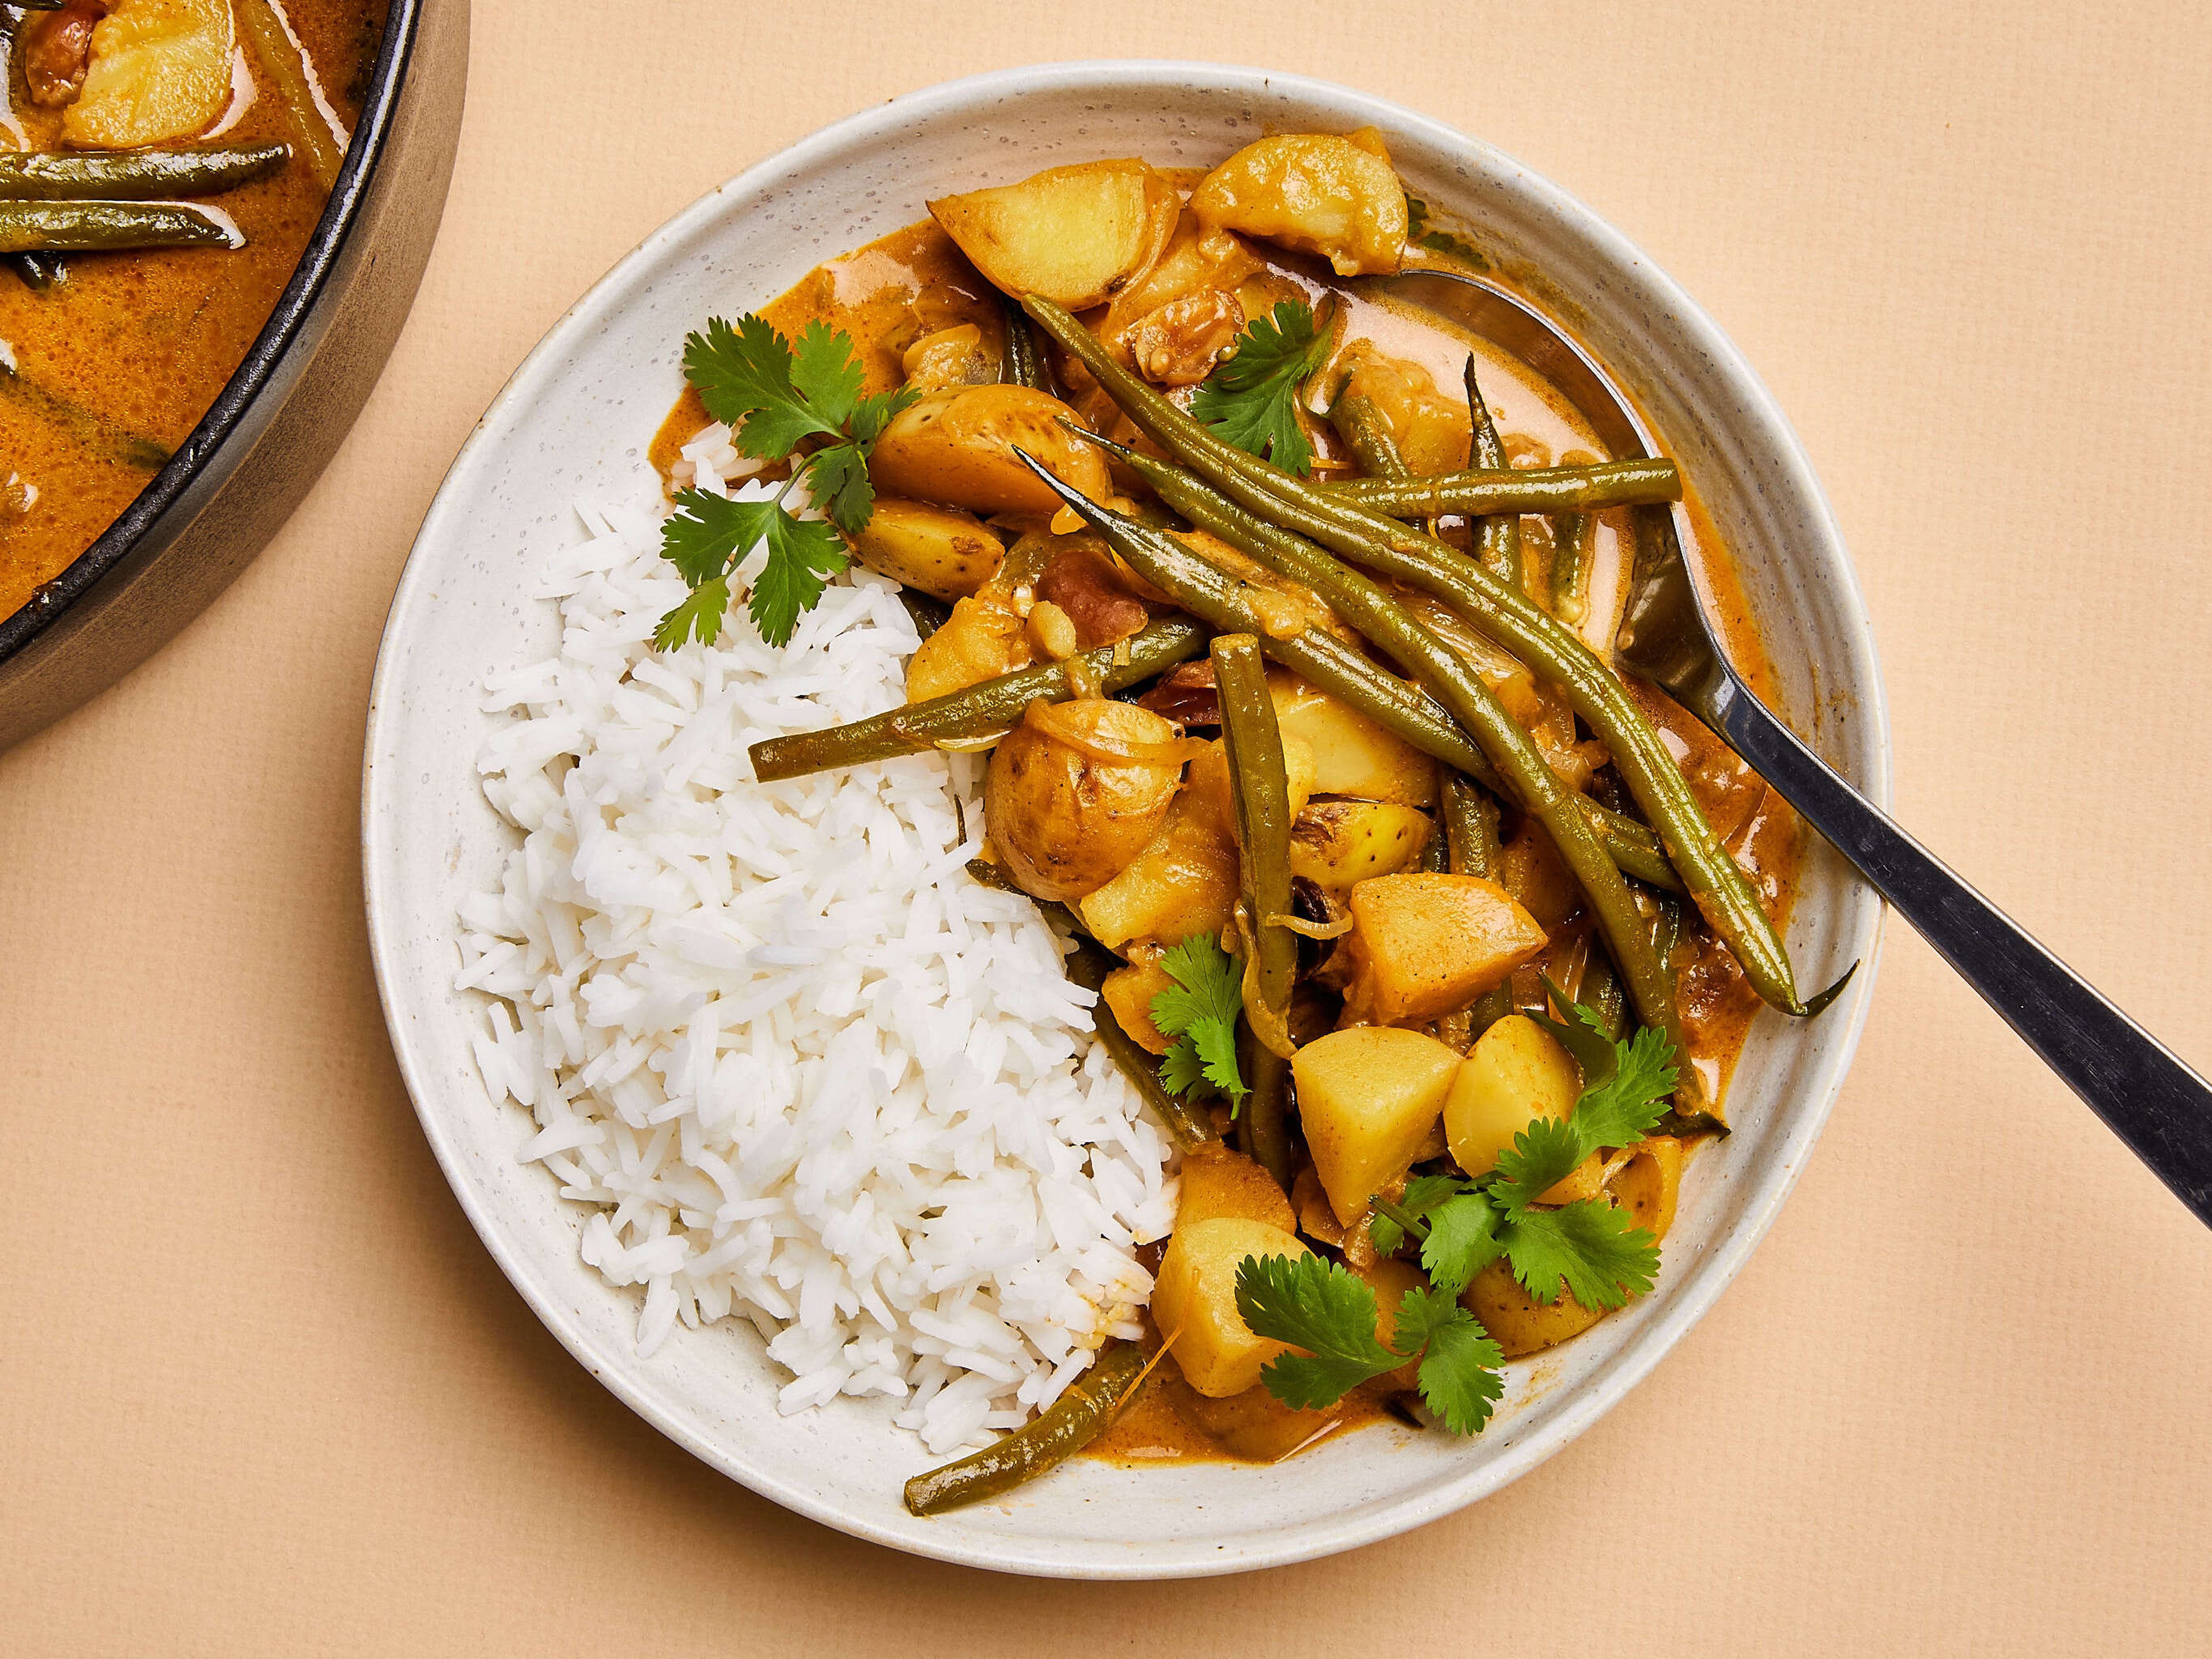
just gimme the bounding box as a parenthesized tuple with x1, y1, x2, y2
(364, 58, 1891, 1577)
(0, 0, 431, 666)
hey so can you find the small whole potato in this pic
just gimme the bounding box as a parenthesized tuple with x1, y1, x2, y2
(985, 699, 1186, 901)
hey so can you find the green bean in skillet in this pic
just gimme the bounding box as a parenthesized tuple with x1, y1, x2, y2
(903, 1339, 1150, 1516)
(1019, 297, 1815, 1020)
(1320, 456, 1683, 518)
(747, 617, 1206, 782)
(1055, 448, 1682, 1052)
(1461, 358, 1521, 589)
(0, 143, 290, 202)
(0, 199, 241, 255)
(1211, 632, 1298, 1190)
(1549, 456, 1599, 626)
(999, 292, 1055, 393)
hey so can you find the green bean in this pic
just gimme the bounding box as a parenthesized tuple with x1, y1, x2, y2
(0, 200, 240, 255)
(1320, 457, 1683, 519)
(235, 0, 347, 195)
(1211, 632, 1298, 1189)
(1461, 359, 1520, 588)
(748, 618, 1206, 781)
(903, 1339, 1150, 1514)
(1016, 453, 1684, 1056)
(0, 144, 290, 202)
(1327, 393, 1411, 482)
(1443, 777, 1513, 1046)
(1579, 948, 1628, 1041)
(7, 252, 63, 290)
(1021, 296, 1809, 1019)
(1550, 505, 1596, 624)
(0, 355, 169, 470)
(1000, 293, 1055, 393)
(1063, 940, 1219, 1149)
(895, 587, 951, 641)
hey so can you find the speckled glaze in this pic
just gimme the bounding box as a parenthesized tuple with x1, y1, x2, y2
(362, 63, 1889, 1580)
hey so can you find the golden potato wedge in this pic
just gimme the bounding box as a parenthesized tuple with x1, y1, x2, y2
(1289, 800, 1433, 893)
(1269, 677, 1437, 805)
(64, 0, 232, 149)
(1443, 1014, 1582, 1179)
(1154, 1217, 1310, 1397)
(849, 499, 1003, 601)
(1292, 1026, 1463, 1226)
(1340, 874, 1548, 1026)
(1076, 793, 1240, 949)
(1176, 1146, 1298, 1234)
(1607, 1135, 1684, 1244)
(984, 700, 1185, 902)
(1191, 131, 1410, 277)
(929, 159, 1178, 310)
(902, 588, 1029, 702)
(869, 385, 1113, 517)
(1465, 1256, 1606, 1358)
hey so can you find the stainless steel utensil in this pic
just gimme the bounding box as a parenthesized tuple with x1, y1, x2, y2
(1377, 266, 2212, 1225)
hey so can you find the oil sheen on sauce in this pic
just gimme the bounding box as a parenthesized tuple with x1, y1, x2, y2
(652, 213, 1805, 1467)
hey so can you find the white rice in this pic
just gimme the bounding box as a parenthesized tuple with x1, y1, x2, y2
(454, 451, 1178, 1455)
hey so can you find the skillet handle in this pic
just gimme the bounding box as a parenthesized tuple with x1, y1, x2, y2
(1710, 682, 2212, 1226)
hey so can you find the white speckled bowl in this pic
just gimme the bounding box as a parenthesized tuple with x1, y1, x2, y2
(363, 62, 1888, 1579)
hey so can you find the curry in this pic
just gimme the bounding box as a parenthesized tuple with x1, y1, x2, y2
(0, 0, 386, 623)
(641, 130, 1818, 1505)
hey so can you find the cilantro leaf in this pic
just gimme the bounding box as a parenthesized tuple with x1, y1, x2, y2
(1569, 1023, 1677, 1152)
(1235, 1254, 1399, 1408)
(1190, 300, 1335, 476)
(1409, 1297, 1508, 1434)
(785, 317, 865, 430)
(1419, 1190, 1505, 1299)
(1150, 932, 1247, 1101)
(846, 385, 918, 449)
(1501, 1199, 1661, 1310)
(660, 489, 774, 586)
(652, 576, 731, 652)
(681, 315, 843, 457)
(1487, 1112, 1588, 1215)
(745, 512, 849, 647)
(802, 441, 876, 536)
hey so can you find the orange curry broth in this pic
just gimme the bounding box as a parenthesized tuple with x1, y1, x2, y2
(0, 1, 387, 622)
(652, 212, 1805, 1467)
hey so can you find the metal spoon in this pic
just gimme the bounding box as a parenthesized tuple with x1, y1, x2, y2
(1376, 266, 2212, 1225)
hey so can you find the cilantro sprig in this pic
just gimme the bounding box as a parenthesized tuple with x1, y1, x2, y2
(1188, 298, 1335, 477)
(1149, 931, 1247, 1105)
(1228, 1005, 1679, 1435)
(1234, 1255, 1506, 1435)
(653, 315, 918, 650)
(1373, 1004, 1676, 1309)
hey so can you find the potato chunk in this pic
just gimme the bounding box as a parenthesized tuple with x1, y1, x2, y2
(929, 160, 1178, 310)
(1270, 677, 1436, 805)
(848, 499, 1002, 601)
(984, 700, 1184, 902)
(1293, 1026, 1462, 1225)
(1465, 1257, 1605, 1358)
(902, 586, 1028, 702)
(1154, 1218, 1310, 1397)
(1444, 1014, 1581, 1179)
(1191, 131, 1409, 278)
(1289, 800, 1433, 894)
(1101, 950, 1176, 1055)
(1176, 1146, 1297, 1234)
(1075, 791, 1238, 949)
(1097, 211, 1267, 361)
(869, 385, 1113, 517)
(1339, 874, 1548, 1026)
(64, 0, 233, 149)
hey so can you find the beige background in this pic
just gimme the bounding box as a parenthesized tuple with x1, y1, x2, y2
(6, 2, 2210, 1652)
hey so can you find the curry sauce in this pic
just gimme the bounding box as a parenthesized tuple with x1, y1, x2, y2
(0, 0, 386, 622)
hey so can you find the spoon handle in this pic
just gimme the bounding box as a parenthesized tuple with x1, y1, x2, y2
(1711, 683, 2212, 1225)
